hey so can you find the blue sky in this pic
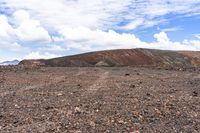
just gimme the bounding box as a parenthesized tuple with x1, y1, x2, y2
(0, 0, 200, 62)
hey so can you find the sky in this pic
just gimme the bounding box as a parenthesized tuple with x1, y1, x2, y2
(0, 0, 200, 62)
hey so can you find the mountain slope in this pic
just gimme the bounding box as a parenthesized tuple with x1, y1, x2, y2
(19, 48, 200, 68)
(0, 60, 20, 66)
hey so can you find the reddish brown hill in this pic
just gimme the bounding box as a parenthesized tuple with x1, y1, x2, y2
(19, 48, 200, 68)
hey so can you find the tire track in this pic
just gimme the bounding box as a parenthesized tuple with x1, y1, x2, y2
(85, 71, 109, 94)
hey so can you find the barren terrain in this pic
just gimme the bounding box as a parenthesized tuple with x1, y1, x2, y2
(19, 49, 200, 68)
(0, 67, 200, 133)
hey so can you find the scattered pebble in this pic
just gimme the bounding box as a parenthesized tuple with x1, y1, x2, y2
(125, 73, 130, 76)
(130, 84, 136, 88)
(193, 91, 198, 97)
(75, 107, 81, 114)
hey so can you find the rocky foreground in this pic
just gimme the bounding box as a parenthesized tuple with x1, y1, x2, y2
(0, 67, 199, 133)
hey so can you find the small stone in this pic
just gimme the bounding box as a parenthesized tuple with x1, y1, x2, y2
(132, 111, 140, 118)
(138, 81, 142, 84)
(106, 119, 114, 126)
(130, 84, 136, 88)
(146, 93, 151, 96)
(13, 120, 19, 124)
(57, 93, 63, 96)
(95, 119, 102, 125)
(155, 108, 162, 115)
(67, 110, 73, 116)
(45, 106, 54, 110)
(14, 104, 20, 109)
(125, 73, 130, 76)
(89, 121, 95, 127)
(118, 120, 124, 124)
(193, 91, 198, 97)
(75, 107, 81, 114)
(77, 84, 82, 87)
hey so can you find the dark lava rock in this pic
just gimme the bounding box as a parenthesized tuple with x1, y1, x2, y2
(193, 91, 198, 97)
(95, 119, 103, 125)
(130, 84, 136, 88)
(44, 106, 54, 110)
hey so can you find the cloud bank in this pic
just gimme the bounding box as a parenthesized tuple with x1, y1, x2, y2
(0, 0, 200, 61)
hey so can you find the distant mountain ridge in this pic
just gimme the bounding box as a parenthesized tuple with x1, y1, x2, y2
(19, 48, 200, 68)
(0, 60, 20, 66)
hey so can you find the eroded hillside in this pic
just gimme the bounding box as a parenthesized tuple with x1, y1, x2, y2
(19, 49, 200, 68)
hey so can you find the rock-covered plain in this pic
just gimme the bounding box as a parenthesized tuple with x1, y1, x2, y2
(0, 66, 199, 133)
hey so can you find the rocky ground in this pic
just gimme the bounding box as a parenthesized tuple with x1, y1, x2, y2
(0, 67, 199, 133)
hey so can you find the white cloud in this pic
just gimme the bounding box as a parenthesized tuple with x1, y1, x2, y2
(39, 45, 67, 52)
(24, 52, 61, 60)
(13, 10, 30, 24)
(121, 19, 144, 30)
(1, 0, 200, 62)
(161, 27, 182, 32)
(52, 36, 65, 42)
(0, 10, 51, 45)
(195, 34, 200, 39)
(0, 15, 24, 51)
(0, 54, 21, 63)
(57, 27, 200, 51)
(3, 0, 200, 31)
(0, 11, 51, 61)
(0, 15, 14, 40)
(3, 0, 131, 30)
(58, 27, 149, 51)
(154, 32, 170, 44)
(14, 10, 51, 42)
(152, 32, 197, 51)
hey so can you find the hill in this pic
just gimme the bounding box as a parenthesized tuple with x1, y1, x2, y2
(0, 60, 20, 66)
(19, 48, 200, 68)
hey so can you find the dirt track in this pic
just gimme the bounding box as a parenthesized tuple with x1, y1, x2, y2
(0, 67, 200, 133)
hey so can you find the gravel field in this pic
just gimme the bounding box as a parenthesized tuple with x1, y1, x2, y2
(0, 67, 199, 133)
